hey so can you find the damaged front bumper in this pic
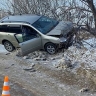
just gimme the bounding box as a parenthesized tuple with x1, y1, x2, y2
(59, 36, 74, 48)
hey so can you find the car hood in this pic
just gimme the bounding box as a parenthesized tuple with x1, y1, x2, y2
(46, 21, 73, 36)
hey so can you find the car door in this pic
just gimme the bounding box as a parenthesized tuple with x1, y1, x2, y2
(15, 25, 42, 56)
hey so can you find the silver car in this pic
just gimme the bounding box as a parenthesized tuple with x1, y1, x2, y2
(0, 15, 74, 55)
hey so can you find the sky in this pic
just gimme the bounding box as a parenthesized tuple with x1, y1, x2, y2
(0, 0, 12, 10)
(0, 0, 7, 9)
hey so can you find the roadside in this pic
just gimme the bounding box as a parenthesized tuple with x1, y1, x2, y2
(0, 75, 36, 96)
(0, 46, 96, 96)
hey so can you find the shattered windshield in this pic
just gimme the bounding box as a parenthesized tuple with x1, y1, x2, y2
(32, 16, 59, 34)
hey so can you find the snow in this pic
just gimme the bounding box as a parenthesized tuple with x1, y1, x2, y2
(0, 44, 8, 53)
(45, 37, 96, 71)
(63, 39, 96, 70)
(83, 37, 96, 49)
(0, 37, 96, 95)
(25, 37, 96, 71)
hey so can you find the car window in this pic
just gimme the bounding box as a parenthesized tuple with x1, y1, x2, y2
(15, 34, 23, 43)
(22, 25, 38, 42)
(0, 25, 9, 32)
(32, 16, 59, 34)
(15, 25, 39, 43)
(9, 26, 22, 34)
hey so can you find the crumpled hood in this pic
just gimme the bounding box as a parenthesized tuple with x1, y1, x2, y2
(47, 21, 73, 36)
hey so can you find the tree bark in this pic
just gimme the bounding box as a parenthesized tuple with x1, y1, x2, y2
(81, 0, 96, 29)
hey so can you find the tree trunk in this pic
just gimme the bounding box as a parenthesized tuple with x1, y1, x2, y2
(81, 0, 96, 29)
(87, 0, 96, 29)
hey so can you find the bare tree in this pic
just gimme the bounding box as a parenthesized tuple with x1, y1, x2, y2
(80, 0, 96, 29)
(1, 0, 95, 32)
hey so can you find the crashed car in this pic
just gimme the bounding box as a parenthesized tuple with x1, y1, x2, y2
(0, 14, 74, 55)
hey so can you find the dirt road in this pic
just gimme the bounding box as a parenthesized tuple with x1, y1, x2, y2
(0, 49, 96, 96)
(0, 75, 36, 96)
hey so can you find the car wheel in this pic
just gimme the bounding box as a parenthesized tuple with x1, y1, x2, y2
(3, 41, 15, 52)
(45, 43, 57, 54)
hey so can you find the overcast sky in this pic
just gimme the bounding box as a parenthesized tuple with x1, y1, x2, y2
(0, 0, 12, 9)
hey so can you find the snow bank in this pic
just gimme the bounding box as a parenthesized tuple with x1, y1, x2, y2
(63, 37, 96, 70)
(83, 37, 96, 49)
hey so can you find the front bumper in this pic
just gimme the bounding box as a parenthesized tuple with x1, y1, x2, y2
(59, 36, 74, 48)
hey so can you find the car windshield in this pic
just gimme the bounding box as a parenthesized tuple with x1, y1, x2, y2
(32, 16, 59, 34)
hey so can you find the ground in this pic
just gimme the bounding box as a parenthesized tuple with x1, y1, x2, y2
(0, 75, 36, 96)
(0, 34, 96, 96)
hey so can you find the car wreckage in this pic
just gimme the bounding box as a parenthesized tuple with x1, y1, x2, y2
(0, 14, 74, 55)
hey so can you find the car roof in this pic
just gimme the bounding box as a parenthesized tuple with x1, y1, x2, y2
(0, 14, 41, 24)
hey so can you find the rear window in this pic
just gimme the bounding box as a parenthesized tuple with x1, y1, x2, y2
(9, 26, 22, 34)
(0, 25, 8, 32)
(0, 25, 22, 34)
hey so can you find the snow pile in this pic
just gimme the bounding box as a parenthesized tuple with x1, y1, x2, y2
(53, 37, 96, 70)
(83, 37, 96, 49)
(0, 45, 8, 53)
(63, 45, 96, 70)
(53, 58, 72, 70)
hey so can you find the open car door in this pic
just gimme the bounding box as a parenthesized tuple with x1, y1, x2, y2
(15, 25, 42, 56)
(15, 33, 42, 56)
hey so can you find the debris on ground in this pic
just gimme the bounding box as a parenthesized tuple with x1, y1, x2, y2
(23, 63, 36, 72)
(79, 88, 89, 93)
(54, 58, 72, 69)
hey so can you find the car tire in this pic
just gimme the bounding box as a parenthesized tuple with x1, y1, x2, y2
(3, 41, 15, 52)
(45, 43, 57, 54)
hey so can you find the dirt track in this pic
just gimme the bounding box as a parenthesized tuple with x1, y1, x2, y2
(0, 75, 36, 96)
(0, 50, 96, 96)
